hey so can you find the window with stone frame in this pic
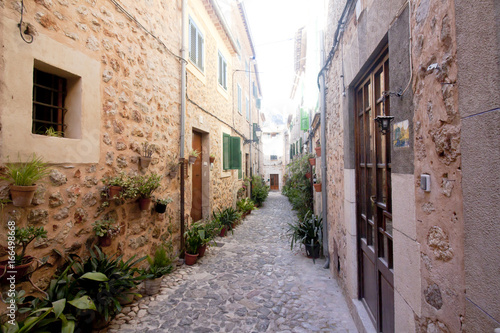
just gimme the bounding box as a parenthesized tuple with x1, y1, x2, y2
(32, 68, 67, 137)
(218, 51, 227, 90)
(189, 17, 204, 71)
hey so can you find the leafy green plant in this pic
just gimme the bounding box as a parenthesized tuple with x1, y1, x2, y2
(125, 173, 162, 199)
(12, 226, 47, 265)
(1, 154, 51, 186)
(92, 219, 121, 238)
(282, 155, 313, 220)
(189, 149, 200, 157)
(101, 172, 127, 187)
(251, 176, 269, 207)
(184, 225, 203, 255)
(154, 197, 173, 205)
(71, 246, 148, 322)
(288, 211, 323, 250)
(45, 127, 63, 137)
(212, 207, 241, 234)
(141, 244, 174, 279)
(237, 198, 256, 214)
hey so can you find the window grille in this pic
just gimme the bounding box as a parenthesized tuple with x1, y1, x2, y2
(32, 68, 67, 136)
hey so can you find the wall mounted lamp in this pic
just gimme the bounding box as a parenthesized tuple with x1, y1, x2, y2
(244, 124, 262, 144)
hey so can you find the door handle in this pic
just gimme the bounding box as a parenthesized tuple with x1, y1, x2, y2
(370, 195, 377, 204)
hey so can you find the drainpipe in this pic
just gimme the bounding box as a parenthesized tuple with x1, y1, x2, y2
(319, 31, 329, 268)
(249, 56, 254, 197)
(180, 0, 187, 255)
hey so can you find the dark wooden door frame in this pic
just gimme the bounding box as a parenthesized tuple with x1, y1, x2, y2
(191, 131, 203, 222)
(354, 49, 394, 332)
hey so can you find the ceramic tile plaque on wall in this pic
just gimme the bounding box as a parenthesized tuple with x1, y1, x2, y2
(393, 120, 410, 148)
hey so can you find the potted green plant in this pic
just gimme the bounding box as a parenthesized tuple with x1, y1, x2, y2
(92, 218, 121, 247)
(315, 141, 321, 157)
(0, 226, 47, 283)
(313, 175, 322, 192)
(168, 160, 178, 178)
(127, 173, 162, 210)
(237, 198, 256, 216)
(140, 142, 155, 168)
(184, 225, 202, 265)
(288, 211, 323, 259)
(1, 154, 51, 207)
(102, 172, 127, 199)
(154, 197, 173, 214)
(188, 149, 200, 165)
(140, 244, 174, 296)
(209, 153, 215, 164)
(308, 154, 316, 166)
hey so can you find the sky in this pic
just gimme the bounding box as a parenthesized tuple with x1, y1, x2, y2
(243, 0, 327, 129)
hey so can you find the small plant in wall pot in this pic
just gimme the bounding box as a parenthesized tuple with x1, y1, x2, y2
(0, 226, 47, 283)
(188, 150, 200, 165)
(92, 218, 121, 247)
(315, 140, 321, 157)
(1, 153, 51, 207)
(209, 153, 216, 164)
(313, 175, 322, 192)
(140, 141, 155, 168)
(154, 197, 173, 214)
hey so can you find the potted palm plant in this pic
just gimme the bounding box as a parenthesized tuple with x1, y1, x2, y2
(2, 154, 50, 207)
(92, 218, 121, 247)
(0, 226, 47, 283)
(184, 225, 202, 265)
(140, 244, 174, 296)
(288, 211, 323, 260)
(209, 153, 216, 164)
(188, 150, 200, 165)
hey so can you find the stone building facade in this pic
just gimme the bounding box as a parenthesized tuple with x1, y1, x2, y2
(0, 0, 261, 305)
(321, 0, 499, 332)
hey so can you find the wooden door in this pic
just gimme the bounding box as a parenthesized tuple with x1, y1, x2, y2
(191, 132, 203, 222)
(355, 53, 394, 332)
(270, 174, 279, 190)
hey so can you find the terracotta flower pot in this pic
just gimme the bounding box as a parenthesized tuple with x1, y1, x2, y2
(309, 158, 316, 166)
(184, 252, 199, 266)
(315, 147, 321, 157)
(0, 256, 34, 283)
(9, 184, 37, 207)
(143, 277, 162, 296)
(313, 183, 322, 192)
(140, 156, 152, 168)
(198, 244, 207, 258)
(219, 226, 227, 237)
(305, 172, 311, 179)
(209, 156, 215, 163)
(188, 155, 197, 164)
(139, 198, 151, 211)
(108, 185, 122, 199)
(98, 235, 112, 247)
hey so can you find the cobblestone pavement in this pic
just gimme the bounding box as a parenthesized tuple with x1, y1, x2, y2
(107, 192, 358, 332)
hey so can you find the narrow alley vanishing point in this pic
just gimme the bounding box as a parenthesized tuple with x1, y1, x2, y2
(107, 192, 357, 333)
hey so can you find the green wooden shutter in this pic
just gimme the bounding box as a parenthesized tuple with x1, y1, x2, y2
(229, 136, 241, 169)
(223, 133, 230, 170)
(299, 138, 303, 153)
(300, 108, 309, 131)
(238, 152, 242, 179)
(252, 123, 259, 144)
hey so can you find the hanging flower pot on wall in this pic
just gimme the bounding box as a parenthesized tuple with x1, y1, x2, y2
(138, 198, 152, 211)
(140, 156, 152, 168)
(188, 155, 197, 164)
(309, 158, 316, 166)
(10, 185, 37, 207)
(305, 172, 311, 179)
(315, 147, 321, 157)
(313, 183, 322, 192)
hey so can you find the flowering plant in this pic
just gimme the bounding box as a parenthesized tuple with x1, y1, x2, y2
(92, 218, 121, 238)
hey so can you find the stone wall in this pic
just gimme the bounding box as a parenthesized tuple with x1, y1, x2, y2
(323, 0, 466, 331)
(0, 0, 256, 314)
(411, 0, 464, 331)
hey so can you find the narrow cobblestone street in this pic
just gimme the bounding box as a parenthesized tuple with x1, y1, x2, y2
(108, 192, 357, 332)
